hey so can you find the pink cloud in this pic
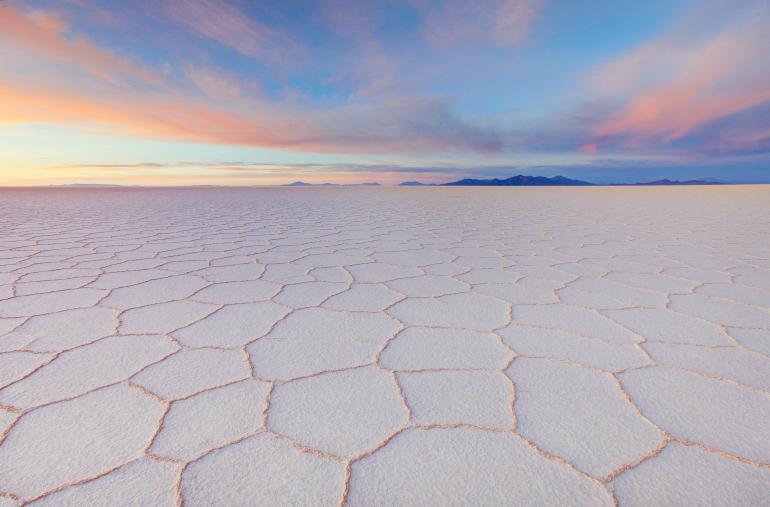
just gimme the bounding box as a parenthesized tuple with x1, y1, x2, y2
(26, 9, 69, 32)
(0, 4, 160, 86)
(584, 2, 770, 153)
(163, 0, 293, 64)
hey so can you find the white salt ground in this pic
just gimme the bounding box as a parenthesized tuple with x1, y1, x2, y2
(0, 186, 768, 505)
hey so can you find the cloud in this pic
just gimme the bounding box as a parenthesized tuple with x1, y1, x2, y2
(671, 99, 770, 156)
(0, 4, 160, 86)
(26, 9, 69, 32)
(422, 0, 543, 49)
(0, 3, 500, 155)
(5, 0, 767, 180)
(0, 63, 498, 155)
(183, 64, 242, 99)
(582, 1, 770, 156)
(162, 0, 293, 64)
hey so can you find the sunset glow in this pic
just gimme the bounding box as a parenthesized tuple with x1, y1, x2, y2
(1, 0, 769, 185)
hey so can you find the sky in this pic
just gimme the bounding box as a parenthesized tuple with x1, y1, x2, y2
(1, 0, 769, 186)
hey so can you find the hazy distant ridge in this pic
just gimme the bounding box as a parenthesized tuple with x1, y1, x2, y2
(398, 181, 433, 186)
(282, 181, 381, 187)
(614, 179, 724, 186)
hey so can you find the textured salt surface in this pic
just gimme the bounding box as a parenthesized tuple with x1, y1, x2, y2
(0, 186, 769, 505)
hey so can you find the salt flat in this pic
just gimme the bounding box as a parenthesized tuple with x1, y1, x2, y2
(0, 186, 769, 506)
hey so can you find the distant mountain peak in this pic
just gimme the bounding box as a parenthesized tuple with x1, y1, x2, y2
(282, 181, 339, 186)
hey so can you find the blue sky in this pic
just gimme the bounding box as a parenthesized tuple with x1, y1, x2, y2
(1, 0, 769, 185)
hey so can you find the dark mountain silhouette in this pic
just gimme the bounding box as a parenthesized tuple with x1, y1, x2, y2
(443, 174, 593, 186)
(399, 181, 432, 186)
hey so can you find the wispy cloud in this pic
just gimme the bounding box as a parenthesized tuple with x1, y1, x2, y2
(183, 64, 243, 99)
(582, 0, 770, 156)
(0, 3, 500, 155)
(162, 0, 294, 64)
(422, 0, 543, 49)
(0, 4, 160, 85)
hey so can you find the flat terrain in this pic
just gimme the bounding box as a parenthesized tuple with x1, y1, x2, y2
(1, 186, 769, 506)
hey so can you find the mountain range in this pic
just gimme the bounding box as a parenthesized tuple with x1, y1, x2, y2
(398, 175, 727, 186)
(442, 175, 593, 186)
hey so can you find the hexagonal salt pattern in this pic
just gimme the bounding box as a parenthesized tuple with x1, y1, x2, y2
(1, 186, 769, 505)
(181, 433, 345, 505)
(268, 366, 407, 457)
(347, 428, 613, 505)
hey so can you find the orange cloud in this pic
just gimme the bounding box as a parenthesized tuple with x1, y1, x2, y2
(0, 73, 499, 155)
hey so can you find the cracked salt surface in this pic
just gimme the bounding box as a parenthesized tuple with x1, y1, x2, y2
(0, 186, 769, 505)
